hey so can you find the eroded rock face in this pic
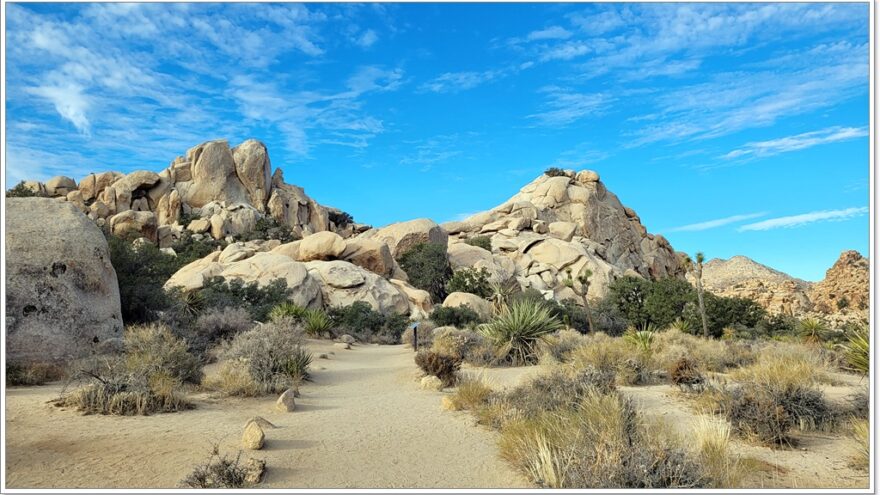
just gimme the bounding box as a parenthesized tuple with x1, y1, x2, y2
(5, 199, 123, 364)
(177, 140, 250, 207)
(809, 250, 869, 314)
(694, 255, 813, 316)
(305, 260, 410, 315)
(441, 170, 682, 301)
(233, 139, 273, 212)
(362, 218, 448, 258)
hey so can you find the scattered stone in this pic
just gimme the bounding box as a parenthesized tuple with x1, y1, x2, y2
(242, 421, 265, 450)
(244, 458, 266, 484)
(339, 334, 356, 344)
(420, 375, 444, 391)
(275, 388, 296, 412)
(334, 342, 351, 350)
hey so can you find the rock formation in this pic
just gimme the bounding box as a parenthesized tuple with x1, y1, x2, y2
(809, 250, 870, 313)
(5, 198, 124, 364)
(693, 255, 813, 316)
(441, 169, 683, 300)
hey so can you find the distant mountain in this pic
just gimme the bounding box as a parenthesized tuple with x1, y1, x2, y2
(809, 250, 870, 313)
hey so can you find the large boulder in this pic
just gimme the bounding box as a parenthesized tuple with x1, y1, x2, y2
(176, 140, 250, 208)
(232, 139, 273, 211)
(364, 218, 448, 258)
(298, 231, 345, 262)
(442, 292, 494, 321)
(341, 237, 397, 278)
(267, 169, 330, 235)
(44, 176, 77, 197)
(109, 210, 159, 243)
(305, 260, 410, 315)
(5, 199, 123, 364)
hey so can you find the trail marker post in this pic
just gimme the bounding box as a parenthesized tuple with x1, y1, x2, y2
(410, 322, 420, 351)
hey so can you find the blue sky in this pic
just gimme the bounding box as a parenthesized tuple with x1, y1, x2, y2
(4, 3, 871, 281)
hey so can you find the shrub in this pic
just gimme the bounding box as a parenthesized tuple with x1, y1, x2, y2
(479, 299, 564, 365)
(798, 317, 827, 344)
(429, 305, 482, 328)
(269, 302, 308, 322)
(643, 278, 696, 329)
(218, 319, 309, 394)
(186, 307, 253, 359)
(203, 360, 261, 397)
(182, 445, 250, 488)
(464, 235, 492, 251)
(653, 328, 757, 373)
(401, 320, 435, 349)
(590, 296, 629, 336)
(607, 276, 651, 326)
(198, 276, 292, 322)
(303, 309, 332, 337)
(683, 293, 767, 338)
(328, 210, 354, 228)
(446, 267, 492, 298)
(5, 362, 65, 386)
(849, 419, 869, 469)
(6, 181, 37, 197)
(499, 392, 707, 488)
(538, 329, 585, 363)
(622, 324, 657, 356)
(569, 333, 632, 375)
(415, 351, 461, 387)
(692, 416, 741, 488)
(108, 235, 183, 323)
(234, 217, 296, 243)
(446, 376, 493, 411)
(669, 356, 704, 391)
(431, 327, 488, 361)
(839, 323, 869, 374)
(505, 367, 616, 418)
(543, 167, 567, 177)
(836, 296, 850, 311)
(124, 323, 203, 384)
(397, 242, 452, 302)
(760, 313, 799, 336)
(328, 301, 409, 343)
(171, 230, 225, 267)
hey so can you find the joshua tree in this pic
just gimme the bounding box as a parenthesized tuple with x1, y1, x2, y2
(682, 252, 709, 338)
(565, 268, 595, 333)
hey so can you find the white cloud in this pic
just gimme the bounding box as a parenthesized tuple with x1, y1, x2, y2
(738, 207, 868, 232)
(356, 29, 378, 48)
(527, 86, 610, 126)
(400, 134, 464, 171)
(419, 70, 500, 93)
(27, 83, 91, 135)
(526, 26, 572, 41)
(722, 126, 868, 160)
(539, 41, 591, 62)
(667, 212, 767, 232)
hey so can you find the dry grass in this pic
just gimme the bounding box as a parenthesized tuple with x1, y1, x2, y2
(849, 419, 870, 469)
(653, 328, 757, 373)
(730, 344, 826, 390)
(445, 376, 493, 411)
(691, 415, 742, 488)
(203, 360, 262, 397)
(568, 333, 653, 385)
(6, 362, 66, 386)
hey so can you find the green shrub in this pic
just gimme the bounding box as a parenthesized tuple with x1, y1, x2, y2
(6, 181, 37, 197)
(479, 299, 563, 365)
(234, 217, 297, 243)
(464, 235, 492, 251)
(328, 210, 354, 228)
(5, 362, 65, 386)
(198, 276, 292, 322)
(415, 350, 461, 386)
(505, 367, 616, 418)
(543, 167, 567, 177)
(683, 293, 766, 338)
(269, 302, 308, 322)
(446, 267, 492, 298)
(643, 278, 696, 329)
(182, 445, 250, 488)
(839, 323, 869, 374)
(429, 305, 483, 328)
(170, 230, 225, 266)
(590, 296, 629, 336)
(327, 302, 409, 344)
(303, 309, 332, 337)
(397, 242, 452, 302)
(218, 319, 309, 394)
(108, 235, 184, 323)
(798, 317, 828, 344)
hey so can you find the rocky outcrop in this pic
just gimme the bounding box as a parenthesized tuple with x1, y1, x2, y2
(443, 292, 494, 320)
(361, 218, 448, 258)
(441, 169, 682, 301)
(809, 250, 869, 313)
(5, 198, 123, 364)
(694, 255, 813, 316)
(26, 139, 357, 245)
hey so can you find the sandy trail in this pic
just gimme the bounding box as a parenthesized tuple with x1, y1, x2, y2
(5, 342, 529, 489)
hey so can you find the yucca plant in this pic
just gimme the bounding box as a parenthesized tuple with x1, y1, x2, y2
(798, 318, 827, 344)
(488, 279, 519, 314)
(839, 324, 869, 374)
(282, 347, 313, 383)
(303, 309, 332, 337)
(669, 318, 692, 334)
(623, 324, 657, 355)
(269, 302, 308, 322)
(479, 299, 563, 365)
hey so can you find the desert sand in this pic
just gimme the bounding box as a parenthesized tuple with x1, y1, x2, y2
(5, 341, 530, 489)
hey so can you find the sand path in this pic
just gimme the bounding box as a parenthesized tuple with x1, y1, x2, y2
(5, 342, 530, 489)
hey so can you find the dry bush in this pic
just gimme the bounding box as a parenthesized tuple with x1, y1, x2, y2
(568, 333, 652, 385)
(203, 360, 262, 397)
(654, 329, 757, 373)
(218, 319, 310, 395)
(125, 323, 204, 384)
(499, 392, 707, 488)
(415, 351, 461, 387)
(446, 376, 493, 411)
(503, 366, 616, 420)
(6, 362, 66, 386)
(188, 307, 253, 358)
(669, 356, 705, 391)
(430, 327, 496, 365)
(182, 444, 250, 488)
(730, 344, 826, 390)
(401, 321, 435, 349)
(849, 419, 869, 469)
(538, 329, 586, 363)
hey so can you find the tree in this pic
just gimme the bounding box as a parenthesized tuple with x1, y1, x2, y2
(683, 252, 710, 338)
(565, 268, 595, 333)
(607, 276, 651, 326)
(397, 243, 452, 302)
(643, 277, 696, 329)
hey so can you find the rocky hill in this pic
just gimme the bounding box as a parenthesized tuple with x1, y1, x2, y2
(809, 250, 870, 313)
(693, 256, 813, 316)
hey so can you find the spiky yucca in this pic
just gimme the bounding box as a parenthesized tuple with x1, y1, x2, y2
(479, 299, 563, 365)
(269, 302, 308, 322)
(669, 318, 692, 334)
(623, 324, 657, 355)
(798, 318, 827, 344)
(303, 309, 332, 336)
(839, 324, 869, 374)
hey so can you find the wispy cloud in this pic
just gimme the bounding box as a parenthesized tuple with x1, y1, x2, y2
(667, 212, 767, 232)
(419, 70, 501, 94)
(722, 126, 868, 160)
(526, 26, 572, 41)
(527, 86, 611, 126)
(400, 134, 465, 171)
(538, 41, 592, 62)
(738, 207, 868, 231)
(355, 29, 378, 48)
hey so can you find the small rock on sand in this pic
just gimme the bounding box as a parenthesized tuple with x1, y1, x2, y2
(339, 334, 356, 344)
(242, 421, 265, 450)
(244, 458, 266, 484)
(334, 342, 351, 350)
(276, 389, 296, 412)
(420, 375, 444, 391)
(245, 416, 276, 430)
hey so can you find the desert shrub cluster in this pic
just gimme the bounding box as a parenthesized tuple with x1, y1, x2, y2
(478, 299, 563, 365)
(414, 350, 461, 387)
(56, 324, 197, 415)
(429, 305, 483, 328)
(446, 267, 492, 298)
(464, 235, 492, 251)
(327, 301, 409, 344)
(6, 362, 66, 386)
(182, 445, 253, 488)
(397, 242, 452, 302)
